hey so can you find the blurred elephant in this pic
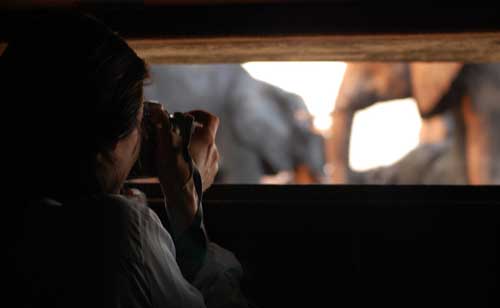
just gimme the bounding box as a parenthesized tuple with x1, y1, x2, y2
(144, 64, 325, 184)
(328, 62, 500, 185)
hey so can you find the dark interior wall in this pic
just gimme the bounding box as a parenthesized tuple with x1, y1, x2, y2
(207, 203, 497, 307)
(4, 3, 498, 36)
(135, 185, 500, 308)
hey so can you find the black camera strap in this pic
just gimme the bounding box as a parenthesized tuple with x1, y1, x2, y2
(170, 111, 204, 207)
(168, 112, 208, 281)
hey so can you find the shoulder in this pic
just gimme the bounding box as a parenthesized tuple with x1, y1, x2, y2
(84, 194, 169, 260)
(92, 193, 141, 207)
(91, 193, 156, 224)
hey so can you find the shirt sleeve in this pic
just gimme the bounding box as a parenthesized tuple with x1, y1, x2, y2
(174, 200, 210, 282)
(141, 205, 207, 308)
(124, 171, 253, 308)
(192, 242, 252, 308)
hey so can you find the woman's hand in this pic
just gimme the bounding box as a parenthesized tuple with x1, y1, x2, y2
(185, 110, 220, 191)
(148, 104, 219, 235)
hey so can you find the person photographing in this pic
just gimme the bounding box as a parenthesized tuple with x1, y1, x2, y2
(3, 12, 252, 308)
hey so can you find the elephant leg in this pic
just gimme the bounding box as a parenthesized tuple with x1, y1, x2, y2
(462, 95, 500, 184)
(461, 64, 500, 184)
(328, 110, 355, 184)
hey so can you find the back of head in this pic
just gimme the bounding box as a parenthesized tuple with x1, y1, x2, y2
(1, 11, 147, 200)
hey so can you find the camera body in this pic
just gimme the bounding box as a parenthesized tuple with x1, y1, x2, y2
(130, 101, 195, 179)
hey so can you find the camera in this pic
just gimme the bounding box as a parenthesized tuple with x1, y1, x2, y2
(129, 100, 196, 179)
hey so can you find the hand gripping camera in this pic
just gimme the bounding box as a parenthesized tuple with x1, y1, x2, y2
(130, 100, 198, 179)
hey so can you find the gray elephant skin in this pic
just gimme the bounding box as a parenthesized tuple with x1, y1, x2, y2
(144, 64, 326, 184)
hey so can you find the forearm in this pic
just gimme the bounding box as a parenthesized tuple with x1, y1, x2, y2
(162, 179, 199, 237)
(174, 200, 209, 282)
(163, 167, 209, 282)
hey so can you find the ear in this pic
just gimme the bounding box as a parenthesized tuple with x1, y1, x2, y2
(410, 62, 463, 117)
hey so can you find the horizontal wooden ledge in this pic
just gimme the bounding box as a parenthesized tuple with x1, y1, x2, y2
(3, 32, 499, 62)
(127, 32, 500, 63)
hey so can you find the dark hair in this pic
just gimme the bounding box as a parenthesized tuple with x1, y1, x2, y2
(1, 12, 148, 199)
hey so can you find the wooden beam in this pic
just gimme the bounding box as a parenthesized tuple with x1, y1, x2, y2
(4, 31, 498, 63)
(1, 4, 499, 62)
(128, 32, 500, 63)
